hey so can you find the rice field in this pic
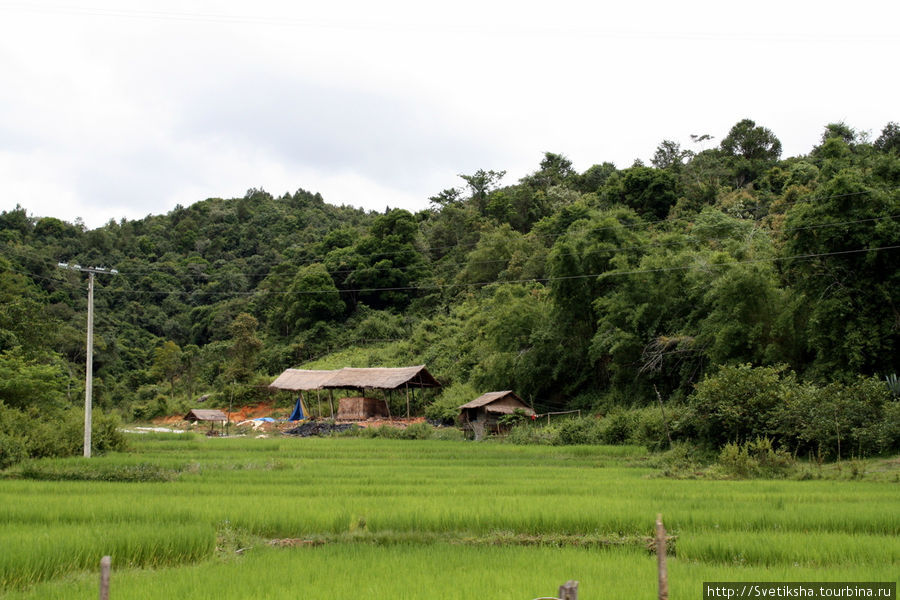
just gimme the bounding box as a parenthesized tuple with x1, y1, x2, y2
(1, 436, 897, 599)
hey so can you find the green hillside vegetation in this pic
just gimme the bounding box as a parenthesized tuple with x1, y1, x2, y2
(1, 119, 899, 464)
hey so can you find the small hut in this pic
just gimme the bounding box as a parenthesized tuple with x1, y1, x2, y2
(184, 409, 228, 434)
(458, 391, 534, 440)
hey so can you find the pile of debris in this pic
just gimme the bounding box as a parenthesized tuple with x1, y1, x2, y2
(283, 421, 359, 437)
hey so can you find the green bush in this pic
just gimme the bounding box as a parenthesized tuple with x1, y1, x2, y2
(598, 409, 635, 444)
(714, 437, 795, 479)
(399, 422, 433, 440)
(0, 432, 27, 469)
(629, 406, 671, 451)
(0, 404, 127, 469)
(776, 376, 897, 459)
(425, 382, 477, 422)
(552, 417, 600, 445)
(687, 364, 794, 448)
(505, 423, 554, 445)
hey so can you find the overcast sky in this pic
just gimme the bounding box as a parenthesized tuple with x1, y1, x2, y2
(1, 0, 897, 229)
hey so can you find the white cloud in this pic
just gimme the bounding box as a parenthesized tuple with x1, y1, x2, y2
(0, 0, 897, 229)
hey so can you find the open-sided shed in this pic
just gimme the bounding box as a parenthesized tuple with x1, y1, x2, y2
(458, 391, 534, 440)
(184, 409, 228, 434)
(184, 409, 227, 422)
(269, 365, 441, 419)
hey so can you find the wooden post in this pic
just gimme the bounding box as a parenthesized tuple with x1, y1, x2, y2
(316, 389, 322, 418)
(405, 384, 410, 420)
(558, 580, 579, 600)
(386, 389, 393, 421)
(328, 389, 335, 419)
(656, 514, 669, 600)
(99, 555, 111, 600)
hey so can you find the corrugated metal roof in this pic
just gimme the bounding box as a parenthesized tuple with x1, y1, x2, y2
(458, 391, 532, 414)
(184, 409, 228, 422)
(269, 369, 339, 391)
(269, 366, 440, 391)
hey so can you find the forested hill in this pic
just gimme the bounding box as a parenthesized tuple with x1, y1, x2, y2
(2, 119, 899, 422)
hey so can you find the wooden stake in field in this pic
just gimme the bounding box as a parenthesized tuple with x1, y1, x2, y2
(656, 514, 669, 600)
(99, 555, 111, 600)
(558, 580, 578, 600)
(533, 580, 578, 600)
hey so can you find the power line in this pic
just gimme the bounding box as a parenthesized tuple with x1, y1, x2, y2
(6, 241, 896, 298)
(2, 196, 896, 282)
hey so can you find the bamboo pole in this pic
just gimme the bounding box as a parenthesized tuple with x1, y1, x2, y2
(656, 514, 669, 600)
(329, 389, 334, 419)
(405, 384, 410, 420)
(99, 555, 111, 600)
(316, 389, 322, 418)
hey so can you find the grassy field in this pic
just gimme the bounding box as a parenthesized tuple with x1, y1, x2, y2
(1, 435, 897, 599)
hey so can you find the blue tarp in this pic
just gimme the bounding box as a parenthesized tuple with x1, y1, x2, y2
(253, 417, 276, 423)
(289, 398, 305, 421)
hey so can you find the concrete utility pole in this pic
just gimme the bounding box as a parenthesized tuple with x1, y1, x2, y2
(57, 263, 117, 457)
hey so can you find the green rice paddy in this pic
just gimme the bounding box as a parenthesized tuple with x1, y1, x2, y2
(1, 436, 897, 599)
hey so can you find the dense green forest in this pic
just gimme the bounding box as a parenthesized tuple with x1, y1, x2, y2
(2, 119, 899, 464)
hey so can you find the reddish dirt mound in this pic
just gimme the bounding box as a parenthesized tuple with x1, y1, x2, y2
(153, 404, 425, 431)
(228, 403, 278, 422)
(152, 402, 280, 426)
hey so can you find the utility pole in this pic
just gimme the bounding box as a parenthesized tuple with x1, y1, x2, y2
(58, 263, 117, 457)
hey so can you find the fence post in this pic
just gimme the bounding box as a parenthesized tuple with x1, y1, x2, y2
(99, 555, 111, 600)
(656, 514, 669, 600)
(558, 580, 578, 600)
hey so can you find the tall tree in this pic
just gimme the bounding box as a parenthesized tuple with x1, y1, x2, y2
(720, 119, 782, 186)
(225, 313, 263, 383)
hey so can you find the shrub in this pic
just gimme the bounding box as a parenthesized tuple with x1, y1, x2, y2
(399, 422, 433, 440)
(0, 432, 27, 469)
(505, 423, 554, 445)
(714, 437, 795, 479)
(686, 364, 795, 448)
(598, 409, 635, 444)
(425, 382, 477, 422)
(552, 417, 601, 446)
(0, 404, 127, 469)
(776, 376, 898, 459)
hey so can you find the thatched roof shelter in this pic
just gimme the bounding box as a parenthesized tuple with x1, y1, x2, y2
(322, 366, 440, 390)
(184, 409, 228, 423)
(268, 365, 440, 421)
(459, 391, 534, 416)
(268, 369, 339, 391)
(269, 366, 440, 392)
